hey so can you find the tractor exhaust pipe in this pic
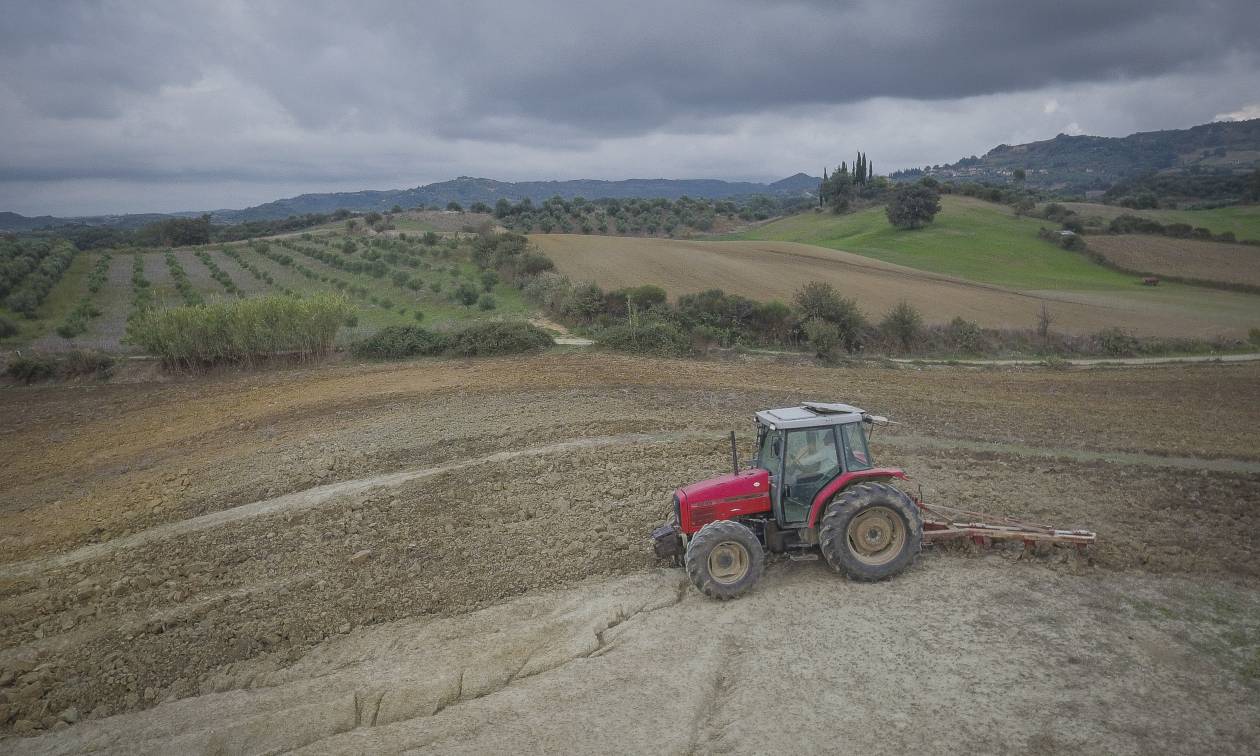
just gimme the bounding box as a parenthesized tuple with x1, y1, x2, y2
(730, 431, 739, 475)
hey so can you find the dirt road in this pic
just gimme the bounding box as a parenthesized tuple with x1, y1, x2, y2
(1, 353, 1258, 752)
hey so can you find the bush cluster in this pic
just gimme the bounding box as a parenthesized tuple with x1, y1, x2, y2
(127, 293, 352, 370)
(5, 350, 115, 384)
(352, 321, 553, 360)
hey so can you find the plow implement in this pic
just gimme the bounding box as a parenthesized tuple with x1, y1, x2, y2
(917, 499, 1096, 549)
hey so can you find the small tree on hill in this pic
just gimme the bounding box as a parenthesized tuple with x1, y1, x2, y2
(881, 300, 922, 352)
(885, 183, 941, 229)
(793, 281, 865, 352)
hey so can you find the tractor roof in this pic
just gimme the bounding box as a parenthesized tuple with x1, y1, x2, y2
(755, 402, 868, 430)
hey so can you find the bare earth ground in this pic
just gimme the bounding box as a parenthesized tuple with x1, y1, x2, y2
(531, 234, 1260, 338)
(1, 353, 1258, 753)
(1086, 234, 1260, 288)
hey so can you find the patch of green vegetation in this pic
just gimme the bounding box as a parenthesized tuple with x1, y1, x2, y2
(1060, 202, 1260, 241)
(724, 196, 1138, 290)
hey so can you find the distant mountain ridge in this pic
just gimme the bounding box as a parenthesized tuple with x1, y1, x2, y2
(0, 173, 822, 231)
(892, 118, 1260, 193)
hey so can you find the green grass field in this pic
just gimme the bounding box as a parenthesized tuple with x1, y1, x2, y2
(723, 196, 1138, 290)
(1056, 202, 1260, 241)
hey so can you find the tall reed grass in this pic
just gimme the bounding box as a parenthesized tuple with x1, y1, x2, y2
(127, 293, 352, 370)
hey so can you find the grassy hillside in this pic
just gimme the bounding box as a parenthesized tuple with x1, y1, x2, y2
(723, 196, 1137, 290)
(1056, 202, 1260, 241)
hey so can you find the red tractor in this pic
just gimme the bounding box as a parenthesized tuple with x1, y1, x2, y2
(651, 402, 1094, 599)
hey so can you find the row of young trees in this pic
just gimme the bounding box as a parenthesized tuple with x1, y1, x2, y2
(1, 238, 77, 318)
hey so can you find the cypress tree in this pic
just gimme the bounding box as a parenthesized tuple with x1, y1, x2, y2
(868, 160, 874, 182)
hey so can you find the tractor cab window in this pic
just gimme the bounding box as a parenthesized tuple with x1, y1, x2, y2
(840, 422, 873, 471)
(781, 428, 841, 525)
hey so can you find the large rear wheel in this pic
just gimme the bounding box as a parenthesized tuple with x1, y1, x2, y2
(819, 482, 922, 581)
(684, 520, 765, 600)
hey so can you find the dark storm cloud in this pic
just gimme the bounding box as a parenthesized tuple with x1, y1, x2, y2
(1, 0, 1258, 214)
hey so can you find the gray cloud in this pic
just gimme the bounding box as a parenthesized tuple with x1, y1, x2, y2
(1, 0, 1258, 214)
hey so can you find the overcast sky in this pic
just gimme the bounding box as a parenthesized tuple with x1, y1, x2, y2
(2, 0, 1259, 216)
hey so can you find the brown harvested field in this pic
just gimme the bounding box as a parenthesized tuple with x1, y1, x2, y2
(2, 353, 1259, 752)
(1087, 234, 1260, 288)
(532, 234, 1260, 338)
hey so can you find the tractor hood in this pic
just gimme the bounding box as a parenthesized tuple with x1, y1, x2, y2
(674, 468, 771, 534)
(678, 469, 765, 502)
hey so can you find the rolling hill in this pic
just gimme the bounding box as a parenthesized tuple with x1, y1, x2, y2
(892, 118, 1260, 193)
(0, 174, 821, 232)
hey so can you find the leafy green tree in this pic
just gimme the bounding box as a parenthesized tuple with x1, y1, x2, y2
(447, 201, 463, 212)
(885, 183, 941, 229)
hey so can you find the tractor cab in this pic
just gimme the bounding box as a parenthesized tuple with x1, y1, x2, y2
(752, 402, 880, 529)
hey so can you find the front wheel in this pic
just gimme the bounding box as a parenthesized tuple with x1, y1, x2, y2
(819, 483, 922, 581)
(685, 520, 765, 600)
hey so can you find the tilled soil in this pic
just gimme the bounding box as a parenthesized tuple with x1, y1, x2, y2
(1, 352, 1258, 748)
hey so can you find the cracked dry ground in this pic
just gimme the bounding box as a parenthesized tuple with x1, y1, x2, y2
(2, 353, 1260, 753)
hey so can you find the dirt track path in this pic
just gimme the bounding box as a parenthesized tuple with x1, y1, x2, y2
(889, 352, 1260, 367)
(11, 561, 1259, 755)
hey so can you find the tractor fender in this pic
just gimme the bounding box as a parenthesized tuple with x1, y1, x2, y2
(806, 469, 907, 528)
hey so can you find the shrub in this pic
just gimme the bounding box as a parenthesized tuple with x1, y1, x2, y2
(803, 318, 842, 360)
(445, 321, 553, 357)
(598, 320, 692, 356)
(6, 355, 56, 384)
(793, 282, 864, 352)
(1094, 327, 1139, 357)
(59, 350, 114, 379)
(0, 314, 19, 338)
(127, 293, 351, 370)
(880, 301, 922, 352)
(478, 294, 497, 310)
(480, 270, 499, 291)
(413, 310, 425, 322)
(1248, 327, 1260, 347)
(352, 325, 448, 359)
(453, 282, 480, 306)
(945, 317, 984, 354)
